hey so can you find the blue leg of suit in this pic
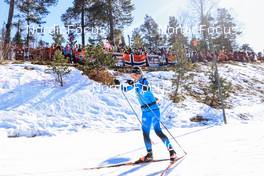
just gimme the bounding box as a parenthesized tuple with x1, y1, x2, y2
(142, 109, 172, 152)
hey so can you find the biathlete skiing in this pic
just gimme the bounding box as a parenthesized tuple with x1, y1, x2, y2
(121, 66, 177, 163)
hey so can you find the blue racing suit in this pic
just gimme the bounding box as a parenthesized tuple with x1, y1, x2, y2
(123, 77, 173, 152)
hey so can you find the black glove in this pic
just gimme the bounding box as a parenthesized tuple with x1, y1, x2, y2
(126, 80, 134, 85)
(114, 79, 121, 85)
(142, 85, 150, 91)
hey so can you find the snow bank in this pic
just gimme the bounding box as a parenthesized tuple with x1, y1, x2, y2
(0, 62, 264, 137)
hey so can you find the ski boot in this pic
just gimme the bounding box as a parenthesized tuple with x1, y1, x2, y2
(169, 149, 177, 161)
(135, 151, 153, 164)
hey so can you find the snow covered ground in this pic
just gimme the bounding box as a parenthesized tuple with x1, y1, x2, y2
(1, 123, 264, 176)
(1, 62, 264, 137)
(0, 62, 264, 175)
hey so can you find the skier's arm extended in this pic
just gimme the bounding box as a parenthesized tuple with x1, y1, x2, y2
(121, 80, 134, 92)
(140, 78, 151, 91)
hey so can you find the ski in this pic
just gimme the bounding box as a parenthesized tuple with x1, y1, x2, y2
(84, 158, 170, 170)
(160, 156, 185, 176)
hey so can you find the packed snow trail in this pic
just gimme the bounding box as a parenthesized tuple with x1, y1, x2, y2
(159, 156, 186, 176)
(84, 158, 170, 170)
(1, 123, 264, 176)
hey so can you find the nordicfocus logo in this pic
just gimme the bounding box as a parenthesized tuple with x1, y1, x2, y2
(25, 24, 104, 36)
(159, 24, 238, 36)
(24, 23, 238, 37)
(89, 81, 172, 95)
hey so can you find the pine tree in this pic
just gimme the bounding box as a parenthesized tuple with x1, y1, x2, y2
(131, 28, 143, 49)
(62, 0, 134, 46)
(0, 24, 6, 61)
(171, 37, 193, 103)
(0, 24, 4, 42)
(3, 0, 15, 59)
(38, 39, 45, 48)
(212, 8, 241, 51)
(12, 20, 23, 46)
(48, 50, 71, 87)
(241, 44, 254, 52)
(86, 44, 115, 69)
(50, 26, 65, 45)
(205, 63, 232, 108)
(167, 16, 188, 47)
(91, 0, 134, 44)
(190, 0, 217, 50)
(61, 0, 93, 47)
(15, 0, 58, 48)
(140, 15, 162, 48)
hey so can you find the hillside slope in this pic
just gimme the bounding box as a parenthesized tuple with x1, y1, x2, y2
(0, 62, 264, 137)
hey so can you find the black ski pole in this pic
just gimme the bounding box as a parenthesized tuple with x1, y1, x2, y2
(121, 90, 142, 126)
(122, 90, 158, 145)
